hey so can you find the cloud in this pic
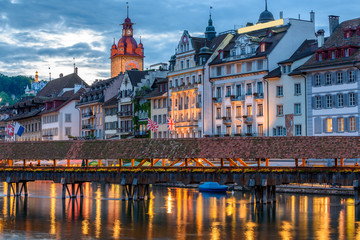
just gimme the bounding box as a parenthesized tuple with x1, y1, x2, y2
(0, 0, 359, 84)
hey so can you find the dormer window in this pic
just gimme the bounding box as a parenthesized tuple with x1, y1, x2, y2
(241, 48, 246, 55)
(260, 43, 265, 53)
(345, 48, 350, 57)
(318, 53, 322, 61)
(219, 51, 223, 59)
(331, 51, 336, 59)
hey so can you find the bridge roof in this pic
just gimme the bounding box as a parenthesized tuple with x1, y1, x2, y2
(1, 137, 359, 160)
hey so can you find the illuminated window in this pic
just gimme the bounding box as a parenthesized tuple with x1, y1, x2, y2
(338, 118, 344, 132)
(236, 106, 241, 117)
(226, 126, 231, 135)
(276, 105, 283, 116)
(236, 125, 242, 134)
(258, 124, 263, 136)
(247, 105, 252, 117)
(326, 118, 333, 132)
(257, 104, 263, 116)
(350, 117, 356, 131)
(226, 107, 231, 117)
(216, 108, 221, 119)
(260, 43, 265, 52)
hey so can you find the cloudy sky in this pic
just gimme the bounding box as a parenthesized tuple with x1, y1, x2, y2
(0, 0, 359, 84)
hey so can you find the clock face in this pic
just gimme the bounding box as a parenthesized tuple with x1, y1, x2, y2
(183, 36, 187, 43)
(125, 61, 139, 70)
(127, 29, 132, 35)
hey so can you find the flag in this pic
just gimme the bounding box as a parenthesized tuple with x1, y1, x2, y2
(167, 118, 175, 131)
(7, 123, 14, 137)
(14, 122, 25, 137)
(147, 118, 159, 133)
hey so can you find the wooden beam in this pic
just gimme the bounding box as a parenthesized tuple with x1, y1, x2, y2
(8, 159, 13, 166)
(98, 159, 102, 167)
(193, 159, 205, 167)
(67, 159, 70, 167)
(334, 158, 338, 167)
(257, 158, 261, 167)
(169, 159, 182, 167)
(235, 158, 248, 167)
(54, 159, 57, 167)
(120, 159, 123, 167)
(295, 158, 299, 168)
(137, 159, 148, 167)
(228, 158, 238, 167)
(23, 159, 26, 167)
(302, 158, 306, 167)
(340, 158, 344, 167)
(153, 159, 160, 166)
(265, 158, 269, 167)
(85, 159, 89, 167)
(162, 159, 166, 167)
(185, 159, 188, 167)
(220, 158, 224, 167)
(131, 159, 135, 167)
(38, 159, 41, 166)
(201, 158, 216, 167)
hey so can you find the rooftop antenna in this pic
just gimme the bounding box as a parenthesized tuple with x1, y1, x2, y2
(73, 57, 76, 73)
(210, 6, 212, 19)
(49, 67, 51, 81)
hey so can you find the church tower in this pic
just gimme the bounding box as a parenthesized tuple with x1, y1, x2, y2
(110, 4, 144, 77)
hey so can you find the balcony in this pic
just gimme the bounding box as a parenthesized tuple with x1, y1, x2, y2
(254, 92, 264, 101)
(82, 112, 95, 118)
(231, 95, 245, 102)
(118, 111, 133, 117)
(212, 97, 222, 104)
(171, 83, 199, 92)
(82, 124, 95, 130)
(222, 116, 232, 125)
(243, 115, 253, 123)
(246, 92, 253, 96)
(196, 102, 202, 108)
(117, 128, 133, 134)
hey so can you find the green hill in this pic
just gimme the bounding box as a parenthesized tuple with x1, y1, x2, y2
(0, 73, 33, 105)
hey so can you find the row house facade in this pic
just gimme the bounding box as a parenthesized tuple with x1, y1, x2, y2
(300, 16, 360, 136)
(77, 75, 123, 139)
(168, 14, 233, 138)
(103, 96, 118, 139)
(145, 78, 169, 138)
(265, 39, 319, 137)
(204, 12, 315, 137)
(117, 70, 167, 138)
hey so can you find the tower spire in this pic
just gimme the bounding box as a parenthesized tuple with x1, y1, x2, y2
(265, 0, 268, 11)
(126, 2, 129, 18)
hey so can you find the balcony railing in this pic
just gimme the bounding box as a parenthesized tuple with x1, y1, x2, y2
(117, 128, 133, 134)
(222, 116, 232, 125)
(82, 124, 95, 130)
(254, 92, 264, 100)
(231, 95, 245, 102)
(243, 116, 253, 123)
(196, 102, 202, 108)
(82, 112, 95, 118)
(212, 97, 222, 103)
(118, 111, 133, 117)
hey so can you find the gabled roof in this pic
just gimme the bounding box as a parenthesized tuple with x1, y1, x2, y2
(41, 88, 86, 115)
(300, 18, 360, 70)
(264, 67, 281, 79)
(127, 70, 148, 87)
(209, 25, 290, 66)
(37, 73, 88, 98)
(278, 39, 319, 64)
(103, 95, 118, 108)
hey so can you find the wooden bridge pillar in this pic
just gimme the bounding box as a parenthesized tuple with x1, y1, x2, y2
(98, 159, 102, 167)
(53, 159, 57, 167)
(8, 159, 13, 166)
(295, 158, 299, 167)
(85, 159, 89, 167)
(67, 159, 70, 167)
(37, 159, 41, 166)
(302, 158, 306, 167)
(354, 181, 360, 206)
(120, 178, 150, 201)
(60, 178, 85, 199)
(257, 158, 261, 167)
(23, 159, 26, 167)
(340, 158, 344, 167)
(265, 158, 269, 167)
(6, 179, 30, 197)
(334, 158, 338, 167)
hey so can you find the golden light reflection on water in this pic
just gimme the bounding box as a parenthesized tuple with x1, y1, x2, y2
(49, 183, 56, 235)
(0, 182, 358, 239)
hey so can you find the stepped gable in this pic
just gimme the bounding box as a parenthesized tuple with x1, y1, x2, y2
(37, 73, 88, 98)
(300, 18, 360, 70)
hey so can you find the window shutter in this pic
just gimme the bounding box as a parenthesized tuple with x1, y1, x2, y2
(344, 117, 349, 132)
(355, 70, 358, 82)
(332, 95, 337, 108)
(333, 118, 338, 132)
(356, 117, 359, 132)
(311, 97, 316, 109)
(309, 75, 314, 86)
(344, 93, 349, 107)
(344, 71, 348, 83)
(321, 96, 326, 108)
(323, 118, 327, 133)
(355, 92, 359, 106)
(331, 72, 336, 84)
(314, 117, 322, 134)
(321, 74, 325, 85)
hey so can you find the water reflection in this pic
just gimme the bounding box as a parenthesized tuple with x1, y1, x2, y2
(0, 181, 357, 239)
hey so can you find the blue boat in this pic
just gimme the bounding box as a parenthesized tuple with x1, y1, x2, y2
(198, 182, 228, 193)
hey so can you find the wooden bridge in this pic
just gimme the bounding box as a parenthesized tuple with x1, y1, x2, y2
(0, 137, 360, 204)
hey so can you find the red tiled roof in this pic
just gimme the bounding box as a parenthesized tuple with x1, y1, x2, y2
(0, 137, 359, 160)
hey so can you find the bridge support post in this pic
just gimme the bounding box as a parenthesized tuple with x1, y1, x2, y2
(340, 158, 344, 167)
(295, 158, 299, 167)
(354, 181, 360, 206)
(6, 179, 30, 197)
(334, 158, 338, 167)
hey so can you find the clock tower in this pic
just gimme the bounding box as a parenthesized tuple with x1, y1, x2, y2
(110, 5, 144, 77)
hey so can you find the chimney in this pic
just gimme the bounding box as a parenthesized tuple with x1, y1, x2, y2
(316, 29, 325, 48)
(59, 73, 64, 78)
(329, 15, 340, 36)
(310, 10, 315, 24)
(75, 67, 78, 74)
(280, 11, 283, 19)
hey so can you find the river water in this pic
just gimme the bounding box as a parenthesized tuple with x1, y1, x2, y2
(0, 181, 358, 239)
